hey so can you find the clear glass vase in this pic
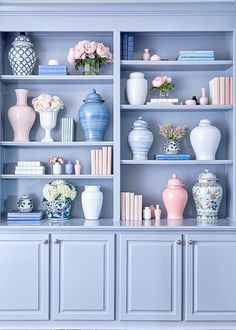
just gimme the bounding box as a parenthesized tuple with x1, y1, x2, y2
(159, 89, 169, 99)
(82, 62, 100, 75)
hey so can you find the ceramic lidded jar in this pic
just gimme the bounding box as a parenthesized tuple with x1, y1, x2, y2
(81, 186, 103, 220)
(8, 32, 36, 75)
(17, 195, 34, 213)
(192, 169, 223, 222)
(79, 89, 110, 141)
(163, 173, 188, 220)
(126, 72, 148, 105)
(128, 117, 154, 160)
(190, 119, 221, 160)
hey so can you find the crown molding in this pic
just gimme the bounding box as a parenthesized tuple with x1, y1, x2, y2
(0, 0, 235, 3)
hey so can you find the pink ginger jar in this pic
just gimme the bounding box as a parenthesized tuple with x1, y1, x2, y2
(8, 89, 36, 142)
(163, 173, 188, 220)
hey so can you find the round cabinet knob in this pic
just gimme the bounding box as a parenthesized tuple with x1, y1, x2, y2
(43, 239, 49, 244)
(176, 240, 182, 245)
(54, 239, 60, 244)
(188, 240, 193, 245)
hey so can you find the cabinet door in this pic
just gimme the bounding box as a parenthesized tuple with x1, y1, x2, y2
(0, 233, 49, 320)
(52, 233, 114, 320)
(120, 234, 182, 320)
(186, 234, 236, 321)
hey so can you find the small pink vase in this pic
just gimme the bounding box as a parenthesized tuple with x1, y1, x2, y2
(8, 89, 36, 142)
(199, 87, 208, 105)
(163, 173, 188, 220)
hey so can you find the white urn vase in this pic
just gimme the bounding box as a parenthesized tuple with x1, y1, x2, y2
(126, 72, 147, 105)
(128, 117, 154, 160)
(190, 119, 221, 160)
(81, 186, 103, 220)
(52, 162, 62, 175)
(39, 110, 59, 142)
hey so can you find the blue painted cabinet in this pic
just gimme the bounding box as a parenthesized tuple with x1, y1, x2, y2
(119, 234, 182, 320)
(186, 234, 236, 321)
(51, 233, 115, 320)
(0, 233, 49, 320)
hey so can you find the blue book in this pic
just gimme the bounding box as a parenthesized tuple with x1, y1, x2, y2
(39, 72, 67, 76)
(155, 154, 190, 160)
(178, 57, 215, 61)
(122, 33, 128, 60)
(39, 65, 67, 69)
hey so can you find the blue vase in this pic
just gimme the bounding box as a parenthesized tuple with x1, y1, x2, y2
(44, 198, 72, 220)
(65, 161, 74, 174)
(79, 89, 110, 141)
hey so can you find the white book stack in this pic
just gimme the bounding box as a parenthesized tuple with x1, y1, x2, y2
(147, 98, 179, 105)
(90, 147, 112, 175)
(61, 118, 75, 142)
(15, 161, 45, 175)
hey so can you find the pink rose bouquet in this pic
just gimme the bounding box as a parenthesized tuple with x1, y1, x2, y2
(67, 40, 112, 71)
(32, 94, 64, 112)
(151, 76, 174, 98)
(48, 156, 64, 165)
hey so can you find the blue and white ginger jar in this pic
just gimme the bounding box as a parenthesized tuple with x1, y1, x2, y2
(44, 198, 72, 220)
(128, 117, 154, 160)
(17, 194, 34, 213)
(8, 32, 36, 75)
(79, 89, 110, 141)
(192, 169, 223, 223)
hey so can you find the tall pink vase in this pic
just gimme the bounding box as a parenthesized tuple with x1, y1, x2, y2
(8, 89, 36, 142)
(163, 173, 188, 220)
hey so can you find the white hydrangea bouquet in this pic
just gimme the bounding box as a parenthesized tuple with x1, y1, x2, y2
(32, 94, 64, 112)
(43, 180, 77, 220)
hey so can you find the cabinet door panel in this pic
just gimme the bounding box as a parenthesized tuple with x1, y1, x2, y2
(120, 234, 182, 321)
(0, 233, 49, 320)
(187, 234, 236, 321)
(52, 233, 114, 320)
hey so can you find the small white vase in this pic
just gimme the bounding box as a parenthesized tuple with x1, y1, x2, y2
(81, 186, 103, 220)
(190, 119, 221, 160)
(39, 110, 58, 142)
(126, 72, 147, 105)
(199, 87, 208, 105)
(52, 162, 62, 175)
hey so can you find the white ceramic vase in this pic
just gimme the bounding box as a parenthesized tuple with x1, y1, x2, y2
(190, 119, 221, 160)
(126, 72, 147, 105)
(128, 117, 154, 160)
(52, 162, 62, 175)
(39, 110, 59, 142)
(81, 186, 103, 220)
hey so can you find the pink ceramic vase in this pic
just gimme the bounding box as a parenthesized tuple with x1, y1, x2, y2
(8, 89, 36, 142)
(163, 173, 188, 220)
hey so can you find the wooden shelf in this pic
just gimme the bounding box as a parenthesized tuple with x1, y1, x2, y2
(121, 160, 233, 165)
(0, 75, 114, 84)
(0, 175, 114, 179)
(120, 60, 233, 71)
(121, 104, 232, 112)
(0, 141, 114, 147)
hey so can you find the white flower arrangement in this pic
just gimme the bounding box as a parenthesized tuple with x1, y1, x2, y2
(42, 180, 77, 203)
(32, 94, 64, 112)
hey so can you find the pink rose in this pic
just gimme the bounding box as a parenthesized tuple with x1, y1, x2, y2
(152, 76, 166, 88)
(74, 48, 84, 60)
(166, 76, 172, 83)
(67, 48, 75, 64)
(96, 43, 110, 58)
(83, 41, 97, 55)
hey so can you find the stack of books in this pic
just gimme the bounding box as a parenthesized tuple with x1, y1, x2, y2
(209, 76, 233, 105)
(155, 154, 190, 160)
(121, 33, 134, 60)
(7, 210, 44, 222)
(177, 50, 215, 61)
(120, 192, 143, 221)
(91, 147, 112, 175)
(38, 65, 67, 75)
(61, 118, 75, 142)
(147, 98, 179, 105)
(15, 161, 45, 175)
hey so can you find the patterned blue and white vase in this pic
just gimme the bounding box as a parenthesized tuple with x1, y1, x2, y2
(17, 194, 34, 213)
(128, 117, 153, 160)
(164, 139, 180, 155)
(44, 198, 72, 220)
(8, 32, 36, 75)
(192, 169, 223, 223)
(79, 89, 110, 141)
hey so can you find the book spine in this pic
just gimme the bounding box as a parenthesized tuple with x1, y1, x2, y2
(130, 193, 134, 221)
(138, 195, 142, 221)
(95, 150, 99, 175)
(220, 77, 225, 105)
(99, 149, 103, 175)
(125, 192, 130, 221)
(225, 77, 230, 105)
(120, 192, 126, 221)
(230, 77, 233, 105)
(107, 147, 112, 175)
(134, 195, 139, 221)
(91, 150, 96, 175)
(102, 147, 108, 175)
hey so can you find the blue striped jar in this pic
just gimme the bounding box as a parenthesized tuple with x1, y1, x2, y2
(79, 89, 110, 141)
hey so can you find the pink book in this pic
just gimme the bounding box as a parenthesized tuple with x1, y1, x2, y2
(107, 147, 112, 175)
(125, 192, 130, 221)
(120, 192, 126, 221)
(230, 77, 233, 105)
(91, 150, 96, 175)
(102, 147, 108, 175)
(134, 195, 139, 220)
(138, 195, 143, 220)
(99, 149, 103, 175)
(219, 77, 225, 105)
(95, 150, 99, 175)
(225, 77, 230, 105)
(130, 193, 134, 220)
